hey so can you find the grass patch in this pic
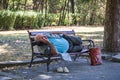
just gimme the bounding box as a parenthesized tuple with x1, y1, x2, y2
(0, 34, 31, 61)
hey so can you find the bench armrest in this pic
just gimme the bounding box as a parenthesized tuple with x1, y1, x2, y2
(82, 39, 95, 48)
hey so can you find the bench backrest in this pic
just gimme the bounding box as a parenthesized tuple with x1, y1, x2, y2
(28, 30, 75, 41)
(28, 30, 75, 36)
(27, 29, 76, 47)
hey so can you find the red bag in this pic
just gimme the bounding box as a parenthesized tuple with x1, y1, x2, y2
(89, 48, 102, 66)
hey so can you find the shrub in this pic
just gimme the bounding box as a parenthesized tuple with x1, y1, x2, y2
(37, 13, 45, 27)
(14, 11, 39, 29)
(0, 10, 16, 30)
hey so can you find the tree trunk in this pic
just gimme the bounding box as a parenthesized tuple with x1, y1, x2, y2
(58, 0, 68, 26)
(33, 0, 38, 11)
(40, 0, 46, 13)
(103, 0, 120, 52)
(89, 0, 96, 25)
(24, 0, 27, 10)
(0, 0, 3, 9)
(0, 0, 9, 9)
(3, 0, 9, 9)
(70, 0, 75, 13)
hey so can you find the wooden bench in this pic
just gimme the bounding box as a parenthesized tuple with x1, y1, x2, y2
(27, 30, 95, 72)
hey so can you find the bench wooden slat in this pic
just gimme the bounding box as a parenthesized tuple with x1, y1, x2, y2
(28, 30, 75, 36)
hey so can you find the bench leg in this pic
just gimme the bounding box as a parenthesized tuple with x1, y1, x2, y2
(74, 54, 78, 61)
(46, 56, 51, 72)
(29, 55, 34, 67)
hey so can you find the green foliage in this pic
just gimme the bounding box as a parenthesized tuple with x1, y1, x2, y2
(75, 0, 105, 25)
(0, 0, 106, 29)
(81, 0, 91, 3)
(14, 11, 24, 29)
(45, 13, 59, 26)
(21, 11, 38, 29)
(37, 13, 59, 27)
(71, 13, 81, 25)
(37, 13, 45, 27)
(0, 9, 105, 30)
(0, 10, 16, 30)
(14, 11, 39, 29)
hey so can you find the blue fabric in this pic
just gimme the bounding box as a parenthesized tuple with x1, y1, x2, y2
(48, 37, 69, 53)
(47, 34, 72, 61)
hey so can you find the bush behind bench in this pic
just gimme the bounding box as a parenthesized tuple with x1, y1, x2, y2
(0, 10, 104, 30)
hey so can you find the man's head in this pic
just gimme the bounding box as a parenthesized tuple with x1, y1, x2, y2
(34, 34, 47, 42)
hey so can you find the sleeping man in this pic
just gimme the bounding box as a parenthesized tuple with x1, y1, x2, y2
(34, 32, 82, 73)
